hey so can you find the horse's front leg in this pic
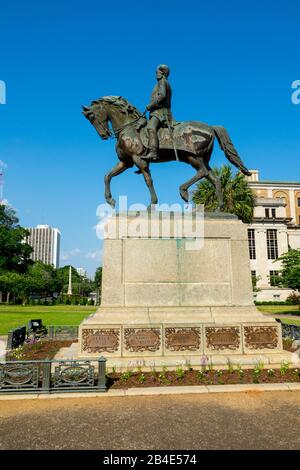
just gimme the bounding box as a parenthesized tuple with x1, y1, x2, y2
(104, 161, 128, 208)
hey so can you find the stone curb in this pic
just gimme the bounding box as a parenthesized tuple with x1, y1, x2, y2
(0, 383, 300, 400)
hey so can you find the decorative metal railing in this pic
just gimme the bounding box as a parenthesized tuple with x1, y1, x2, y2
(7, 325, 79, 350)
(47, 325, 79, 341)
(0, 357, 107, 394)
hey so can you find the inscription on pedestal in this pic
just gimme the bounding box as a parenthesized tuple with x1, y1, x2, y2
(165, 327, 201, 352)
(205, 327, 240, 351)
(82, 329, 120, 353)
(124, 328, 161, 352)
(244, 326, 278, 350)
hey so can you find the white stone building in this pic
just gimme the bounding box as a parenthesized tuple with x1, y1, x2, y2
(26, 224, 60, 269)
(246, 171, 300, 301)
(76, 267, 87, 278)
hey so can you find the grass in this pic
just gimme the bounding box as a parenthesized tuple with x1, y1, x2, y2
(257, 305, 300, 314)
(258, 305, 300, 326)
(0, 304, 97, 335)
(278, 318, 300, 326)
(0, 304, 299, 336)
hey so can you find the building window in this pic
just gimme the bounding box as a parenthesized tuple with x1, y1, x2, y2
(298, 197, 300, 207)
(271, 208, 276, 218)
(265, 208, 270, 218)
(269, 270, 279, 286)
(267, 230, 278, 259)
(248, 229, 256, 259)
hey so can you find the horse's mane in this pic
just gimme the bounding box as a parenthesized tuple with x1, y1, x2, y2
(92, 95, 142, 118)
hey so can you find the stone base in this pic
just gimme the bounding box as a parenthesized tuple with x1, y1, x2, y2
(78, 212, 287, 368)
(78, 307, 287, 367)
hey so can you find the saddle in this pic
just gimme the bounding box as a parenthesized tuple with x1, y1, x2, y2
(136, 120, 213, 155)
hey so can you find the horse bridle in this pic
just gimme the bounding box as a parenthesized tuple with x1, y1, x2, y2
(95, 113, 144, 140)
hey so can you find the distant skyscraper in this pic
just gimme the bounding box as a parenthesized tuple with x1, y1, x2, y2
(26, 225, 60, 268)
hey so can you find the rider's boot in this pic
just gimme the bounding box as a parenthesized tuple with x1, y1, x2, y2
(142, 129, 159, 161)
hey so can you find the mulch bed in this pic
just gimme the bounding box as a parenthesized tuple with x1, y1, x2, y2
(107, 368, 300, 389)
(6, 340, 77, 361)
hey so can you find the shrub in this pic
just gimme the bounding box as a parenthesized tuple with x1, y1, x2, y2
(286, 293, 300, 306)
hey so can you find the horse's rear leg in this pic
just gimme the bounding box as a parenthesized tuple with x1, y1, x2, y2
(104, 161, 128, 208)
(179, 158, 208, 203)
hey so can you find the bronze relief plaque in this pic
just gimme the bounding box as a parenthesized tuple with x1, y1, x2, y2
(82, 328, 120, 353)
(124, 328, 161, 353)
(205, 327, 240, 351)
(165, 327, 201, 352)
(244, 326, 279, 350)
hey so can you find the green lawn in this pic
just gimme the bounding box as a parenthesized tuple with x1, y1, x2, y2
(1, 304, 299, 336)
(258, 305, 300, 326)
(0, 305, 97, 335)
(257, 305, 300, 314)
(278, 318, 300, 326)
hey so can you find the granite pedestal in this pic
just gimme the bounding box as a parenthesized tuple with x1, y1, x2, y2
(79, 211, 290, 368)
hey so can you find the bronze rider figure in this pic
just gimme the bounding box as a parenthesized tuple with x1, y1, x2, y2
(142, 64, 172, 161)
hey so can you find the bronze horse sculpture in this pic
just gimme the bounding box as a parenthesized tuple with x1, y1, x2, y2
(82, 96, 251, 208)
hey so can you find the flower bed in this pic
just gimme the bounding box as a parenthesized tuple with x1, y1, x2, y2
(6, 340, 77, 361)
(107, 364, 300, 389)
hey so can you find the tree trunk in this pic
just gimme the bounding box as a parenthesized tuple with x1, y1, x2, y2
(6, 292, 10, 304)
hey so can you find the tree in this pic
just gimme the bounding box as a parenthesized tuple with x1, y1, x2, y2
(94, 267, 102, 288)
(56, 265, 94, 296)
(0, 204, 33, 273)
(94, 267, 103, 305)
(192, 165, 255, 223)
(27, 261, 60, 297)
(56, 265, 81, 293)
(273, 249, 300, 291)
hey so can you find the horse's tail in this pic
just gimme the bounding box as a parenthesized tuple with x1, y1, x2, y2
(213, 126, 251, 176)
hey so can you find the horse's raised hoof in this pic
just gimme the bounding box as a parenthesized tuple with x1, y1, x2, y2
(180, 188, 189, 203)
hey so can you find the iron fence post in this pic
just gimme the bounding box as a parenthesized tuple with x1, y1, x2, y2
(48, 326, 54, 340)
(41, 360, 51, 392)
(97, 356, 107, 391)
(6, 331, 13, 350)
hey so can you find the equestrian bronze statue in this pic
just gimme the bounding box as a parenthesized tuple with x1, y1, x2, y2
(82, 66, 251, 209)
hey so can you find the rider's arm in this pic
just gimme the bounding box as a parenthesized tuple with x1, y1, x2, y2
(155, 79, 167, 106)
(147, 79, 167, 111)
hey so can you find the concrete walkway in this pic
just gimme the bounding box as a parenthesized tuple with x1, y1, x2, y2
(0, 391, 299, 450)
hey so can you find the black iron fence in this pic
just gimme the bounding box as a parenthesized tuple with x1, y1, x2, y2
(0, 357, 107, 394)
(7, 325, 79, 350)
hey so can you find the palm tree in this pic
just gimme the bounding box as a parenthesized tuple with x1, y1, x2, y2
(192, 165, 255, 223)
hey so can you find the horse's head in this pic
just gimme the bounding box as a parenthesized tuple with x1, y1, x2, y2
(82, 100, 111, 140)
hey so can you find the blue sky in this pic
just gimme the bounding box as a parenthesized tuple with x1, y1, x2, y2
(0, 0, 299, 276)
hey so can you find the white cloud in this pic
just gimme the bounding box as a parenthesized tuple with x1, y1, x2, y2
(85, 249, 103, 260)
(0, 198, 9, 206)
(60, 248, 81, 261)
(0, 160, 8, 169)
